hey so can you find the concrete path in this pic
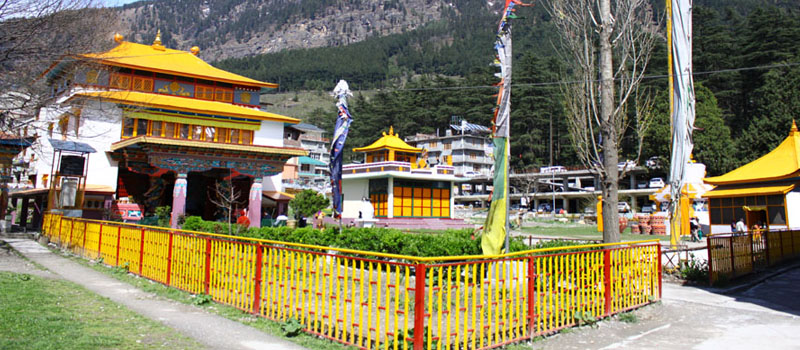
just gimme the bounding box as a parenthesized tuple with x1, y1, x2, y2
(2, 238, 307, 350)
(531, 265, 800, 350)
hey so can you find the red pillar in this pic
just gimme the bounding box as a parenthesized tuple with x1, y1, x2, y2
(413, 264, 426, 350)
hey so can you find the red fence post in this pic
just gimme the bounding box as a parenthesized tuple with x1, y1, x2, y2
(527, 256, 536, 338)
(204, 238, 212, 295)
(603, 249, 612, 315)
(82, 221, 88, 255)
(115, 226, 122, 267)
(413, 263, 426, 350)
(657, 244, 662, 300)
(165, 231, 174, 286)
(139, 228, 146, 275)
(97, 223, 104, 260)
(252, 244, 264, 315)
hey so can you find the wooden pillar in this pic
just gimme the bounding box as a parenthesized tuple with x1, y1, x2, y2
(20, 197, 29, 230)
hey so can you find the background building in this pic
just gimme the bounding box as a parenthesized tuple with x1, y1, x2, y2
(405, 120, 493, 177)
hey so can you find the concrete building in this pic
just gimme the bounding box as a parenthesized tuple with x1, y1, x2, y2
(405, 121, 493, 177)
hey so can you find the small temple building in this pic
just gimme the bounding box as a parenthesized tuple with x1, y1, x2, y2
(703, 121, 800, 233)
(341, 127, 468, 227)
(17, 32, 306, 229)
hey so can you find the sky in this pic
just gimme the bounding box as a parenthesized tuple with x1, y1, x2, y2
(98, 0, 142, 7)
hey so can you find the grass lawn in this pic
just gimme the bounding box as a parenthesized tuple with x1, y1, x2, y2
(0, 271, 200, 350)
(519, 224, 672, 242)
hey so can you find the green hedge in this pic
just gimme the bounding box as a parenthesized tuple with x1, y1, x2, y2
(180, 216, 582, 258)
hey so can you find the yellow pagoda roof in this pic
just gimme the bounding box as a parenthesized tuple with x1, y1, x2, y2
(704, 121, 800, 185)
(69, 90, 299, 124)
(79, 38, 276, 89)
(352, 126, 422, 153)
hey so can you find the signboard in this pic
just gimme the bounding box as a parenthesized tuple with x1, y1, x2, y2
(59, 155, 85, 176)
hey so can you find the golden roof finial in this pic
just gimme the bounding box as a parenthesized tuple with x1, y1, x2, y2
(190, 46, 200, 56)
(389, 126, 394, 136)
(792, 119, 798, 135)
(153, 29, 162, 46)
(114, 33, 124, 43)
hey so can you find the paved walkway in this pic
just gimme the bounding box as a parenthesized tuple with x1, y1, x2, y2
(1, 238, 306, 350)
(531, 265, 800, 350)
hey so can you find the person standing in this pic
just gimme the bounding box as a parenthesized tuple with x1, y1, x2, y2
(735, 217, 746, 233)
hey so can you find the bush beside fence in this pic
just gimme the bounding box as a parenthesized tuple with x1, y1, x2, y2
(42, 213, 661, 350)
(708, 230, 800, 285)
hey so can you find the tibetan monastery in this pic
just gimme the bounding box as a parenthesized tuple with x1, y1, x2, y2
(703, 121, 800, 233)
(341, 127, 467, 221)
(22, 32, 305, 229)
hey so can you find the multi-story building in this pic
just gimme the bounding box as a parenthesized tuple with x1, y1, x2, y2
(282, 123, 330, 192)
(12, 32, 306, 229)
(405, 121, 493, 177)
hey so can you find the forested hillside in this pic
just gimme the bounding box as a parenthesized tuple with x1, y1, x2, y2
(218, 2, 800, 177)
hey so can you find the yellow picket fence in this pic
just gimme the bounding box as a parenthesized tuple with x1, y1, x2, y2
(42, 213, 661, 350)
(708, 229, 800, 285)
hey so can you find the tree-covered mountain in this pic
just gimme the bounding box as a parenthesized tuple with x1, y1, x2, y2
(115, 0, 800, 176)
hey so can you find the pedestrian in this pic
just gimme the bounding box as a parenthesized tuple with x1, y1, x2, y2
(730, 220, 737, 233)
(689, 217, 700, 242)
(735, 217, 746, 233)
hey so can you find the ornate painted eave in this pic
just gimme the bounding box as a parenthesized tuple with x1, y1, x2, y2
(110, 136, 307, 177)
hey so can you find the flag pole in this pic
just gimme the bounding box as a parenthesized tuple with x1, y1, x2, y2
(330, 80, 353, 233)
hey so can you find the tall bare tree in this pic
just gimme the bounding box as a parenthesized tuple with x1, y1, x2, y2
(546, 0, 659, 242)
(0, 0, 116, 134)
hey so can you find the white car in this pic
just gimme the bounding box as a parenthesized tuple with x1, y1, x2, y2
(649, 177, 665, 188)
(617, 160, 636, 171)
(617, 201, 631, 213)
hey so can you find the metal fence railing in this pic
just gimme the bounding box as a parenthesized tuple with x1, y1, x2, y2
(708, 229, 800, 285)
(42, 212, 661, 350)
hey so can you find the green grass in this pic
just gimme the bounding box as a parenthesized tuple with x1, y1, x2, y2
(519, 224, 672, 242)
(0, 271, 200, 350)
(66, 254, 350, 350)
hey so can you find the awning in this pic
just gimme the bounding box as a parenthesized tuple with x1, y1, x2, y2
(450, 122, 491, 133)
(298, 156, 327, 166)
(69, 90, 299, 124)
(702, 184, 795, 198)
(49, 138, 97, 153)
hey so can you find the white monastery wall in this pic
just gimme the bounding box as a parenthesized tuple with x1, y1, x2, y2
(342, 178, 368, 219)
(33, 100, 121, 192)
(786, 191, 800, 229)
(254, 120, 284, 147)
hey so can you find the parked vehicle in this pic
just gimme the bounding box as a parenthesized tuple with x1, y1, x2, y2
(540, 165, 567, 173)
(649, 177, 665, 188)
(645, 156, 661, 169)
(617, 160, 636, 171)
(537, 203, 553, 213)
(617, 201, 631, 213)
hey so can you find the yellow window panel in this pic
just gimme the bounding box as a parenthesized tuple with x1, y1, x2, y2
(413, 207, 422, 217)
(423, 188, 431, 198)
(433, 208, 441, 217)
(413, 188, 422, 198)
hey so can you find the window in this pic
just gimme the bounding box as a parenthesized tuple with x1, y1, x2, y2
(430, 141, 438, 148)
(205, 127, 215, 142)
(196, 85, 214, 100)
(109, 73, 131, 89)
(301, 164, 311, 172)
(215, 88, 234, 102)
(470, 152, 477, 160)
(122, 118, 134, 137)
(135, 119, 147, 137)
(443, 142, 451, 150)
(179, 124, 189, 139)
(192, 125, 204, 140)
(151, 121, 162, 136)
(241, 130, 253, 144)
(215, 128, 227, 143)
(132, 76, 154, 92)
(229, 129, 240, 144)
(164, 122, 176, 138)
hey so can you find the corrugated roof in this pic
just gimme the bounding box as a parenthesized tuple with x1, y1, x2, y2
(294, 123, 325, 132)
(79, 41, 276, 88)
(450, 122, 491, 133)
(353, 126, 422, 153)
(298, 156, 327, 166)
(49, 139, 96, 153)
(704, 121, 800, 185)
(69, 90, 299, 124)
